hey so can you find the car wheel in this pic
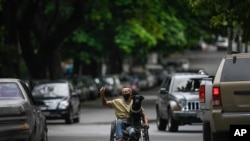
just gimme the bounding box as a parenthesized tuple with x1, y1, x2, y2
(28, 128, 36, 141)
(74, 105, 81, 123)
(203, 122, 211, 141)
(65, 108, 74, 124)
(156, 108, 167, 131)
(73, 117, 80, 123)
(166, 110, 178, 132)
(211, 132, 229, 141)
(40, 128, 48, 141)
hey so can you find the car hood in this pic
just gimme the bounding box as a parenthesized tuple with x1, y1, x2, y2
(172, 92, 199, 101)
(0, 100, 29, 116)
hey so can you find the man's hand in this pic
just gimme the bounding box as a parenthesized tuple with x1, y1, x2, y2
(144, 123, 150, 129)
(100, 86, 106, 97)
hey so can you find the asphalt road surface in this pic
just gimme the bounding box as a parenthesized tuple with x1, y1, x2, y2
(47, 50, 225, 141)
(47, 86, 203, 141)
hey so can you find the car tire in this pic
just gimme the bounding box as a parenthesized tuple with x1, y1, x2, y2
(156, 108, 167, 131)
(28, 128, 36, 141)
(203, 122, 211, 141)
(40, 128, 48, 141)
(73, 108, 80, 123)
(65, 108, 74, 124)
(211, 132, 229, 141)
(166, 110, 178, 132)
(73, 117, 80, 123)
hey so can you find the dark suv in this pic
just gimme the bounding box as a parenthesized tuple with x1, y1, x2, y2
(156, 72, 208, 132)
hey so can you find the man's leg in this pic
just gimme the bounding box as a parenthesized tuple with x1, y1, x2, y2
(125, 126, 136, 140)
(116, 119, 123, 141)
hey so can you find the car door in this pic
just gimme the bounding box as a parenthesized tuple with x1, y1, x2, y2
(20, 81, 45, 138)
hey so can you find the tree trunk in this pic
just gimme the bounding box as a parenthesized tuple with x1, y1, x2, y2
(1, 0, 20, 77)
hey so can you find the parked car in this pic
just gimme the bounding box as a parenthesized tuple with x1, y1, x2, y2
(132, 72, 149, 90)
(78, 76, 99, 100)
(165, 58, 190, 72)
(156, 72, 208, 132)
(94, 75, 123, 97)
(70, 76, 91, 101)
(145, 64, 164, 85)
(0, 78, 48, 140)
(32, 79, 81, 124)
(118, 73, 140, 95)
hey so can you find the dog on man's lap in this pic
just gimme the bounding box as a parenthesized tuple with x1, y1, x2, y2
(130, 95, 144, 129)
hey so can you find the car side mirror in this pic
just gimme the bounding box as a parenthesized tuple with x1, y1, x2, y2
(159, 88, 168, 94)
(72, 92, 78, 97)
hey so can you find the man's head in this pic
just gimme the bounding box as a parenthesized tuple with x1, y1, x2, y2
(122, 86, 132, 101)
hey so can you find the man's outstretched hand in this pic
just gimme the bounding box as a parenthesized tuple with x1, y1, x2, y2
(100, 86, 106, 97)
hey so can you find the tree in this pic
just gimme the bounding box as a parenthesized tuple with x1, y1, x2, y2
(1, 0, 91, 79)
(188, 0, 250, 53)
(0, 0, 215, 79)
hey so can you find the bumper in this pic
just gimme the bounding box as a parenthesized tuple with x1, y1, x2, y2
(0, 124, 30, 140)
(211, 109, 250, 132)
(42, 109, 69, 119)
(173, 111, 201, 123)
(197, 110, 211, 122)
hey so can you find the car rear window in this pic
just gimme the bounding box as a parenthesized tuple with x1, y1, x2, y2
(221, 58, 250, 82)
(0, 82, 24, 99)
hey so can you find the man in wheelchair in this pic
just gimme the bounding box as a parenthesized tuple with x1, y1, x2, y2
(100, 86, 149, 141)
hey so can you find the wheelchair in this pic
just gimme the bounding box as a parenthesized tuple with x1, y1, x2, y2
(110, 118, 150, 141)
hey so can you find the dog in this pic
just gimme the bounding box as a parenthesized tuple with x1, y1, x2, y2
(130, 95, 144, 129)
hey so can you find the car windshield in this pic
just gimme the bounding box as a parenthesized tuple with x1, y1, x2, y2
(32, 83, 69, 98)
(0, 82, 24, 99)
(173, 77, 201, 92)
(104, 77, 114, 85)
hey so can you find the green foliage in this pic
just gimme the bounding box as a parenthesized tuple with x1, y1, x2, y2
(0, 0, 219, 78)
(115, 20, 157, 54)
(188, 0, 250, 42)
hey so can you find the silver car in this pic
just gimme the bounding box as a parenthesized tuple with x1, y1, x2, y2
(0, 78, 48, 140)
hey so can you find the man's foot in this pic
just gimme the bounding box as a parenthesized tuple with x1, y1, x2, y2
(116, 138, 123, 141)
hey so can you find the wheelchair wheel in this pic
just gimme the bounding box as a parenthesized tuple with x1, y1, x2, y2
(110, 120, 116, 141)
(140, 128, 149, 141)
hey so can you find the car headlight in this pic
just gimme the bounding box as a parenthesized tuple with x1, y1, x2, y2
(58, 101, 69, 109)
(178, 99, 186, 107)
(89, 86, 94, 91)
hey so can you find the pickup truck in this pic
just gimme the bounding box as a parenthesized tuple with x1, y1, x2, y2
(198, 53, 250, 141)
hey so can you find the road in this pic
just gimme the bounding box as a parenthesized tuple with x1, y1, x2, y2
(47, 50, 225, 141)
(47, 86, 202, 141)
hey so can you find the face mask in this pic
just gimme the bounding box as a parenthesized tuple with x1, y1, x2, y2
(123, 93, 130, 100)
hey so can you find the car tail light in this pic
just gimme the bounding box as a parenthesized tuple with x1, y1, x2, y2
(131, 82, 137, 89)
(199, 85, 205, 102)
(212, 86, 221, 106)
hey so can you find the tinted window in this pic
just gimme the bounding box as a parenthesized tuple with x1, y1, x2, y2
(221, 58, 250, 82)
